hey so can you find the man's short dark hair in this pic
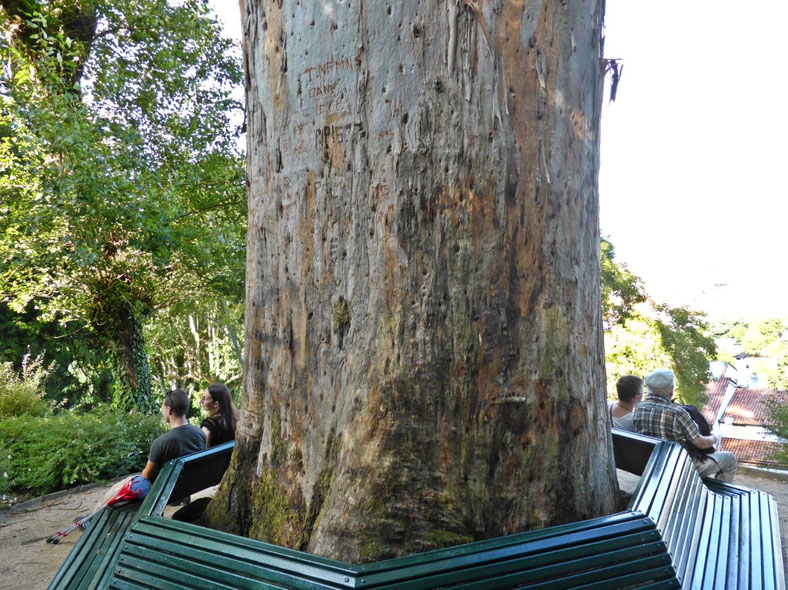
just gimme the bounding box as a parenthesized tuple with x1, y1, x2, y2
(164, 389, 190, 417)
(616, 375, 644, 403)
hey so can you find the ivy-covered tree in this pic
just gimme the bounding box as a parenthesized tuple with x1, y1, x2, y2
(0, 0, 245, 410)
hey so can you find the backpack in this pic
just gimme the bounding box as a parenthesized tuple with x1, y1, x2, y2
(680, 404, 715, 461)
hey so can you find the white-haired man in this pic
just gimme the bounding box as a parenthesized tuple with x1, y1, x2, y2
(634, 368, 737, 482)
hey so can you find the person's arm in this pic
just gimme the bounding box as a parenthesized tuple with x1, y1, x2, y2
(201, 426, 213, 448)
(141, 460, 158, 481)
(692, 433, 718, 449)
(144, 436, 163, 481)
(677, 409, 716, 449)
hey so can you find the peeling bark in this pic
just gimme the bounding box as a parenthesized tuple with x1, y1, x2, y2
(208, 0, 616, 563)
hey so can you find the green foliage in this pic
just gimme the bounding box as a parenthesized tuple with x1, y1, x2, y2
(145, 300, 243, 394)
(0, 355, 49, 418)
(0, 450, 11, 499)
(652, 305, 716, 405)
(711, 318, 784, 355)
(0, 302, 112, 406)
(740, 319, 784, 356)
(600, 238, 646, 329)
(755, 342, 788, 390)
(728, 323, 747, 344)
(605, 317, 669, 386)
(764, 394, 788, 465)
(601, 239, 716, 405)
(0, 407, 165, 495)
(0, 1, 246, 410)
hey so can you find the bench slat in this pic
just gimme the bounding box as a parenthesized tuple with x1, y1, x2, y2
(117, 536, 348, 590)
(359, 521, 664, 586)
(355, 536, 672, 589)
(113, 515, 675, 590)
(125, 519, 355, 587)
(421, 551, 678, 590)
(112, 554, 299, 590)
(359, 510, 651, 573)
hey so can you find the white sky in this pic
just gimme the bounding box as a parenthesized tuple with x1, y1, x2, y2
(601, 1, 788, 320)
(211, 1, 241, 42)
(211, 1, 787, 321)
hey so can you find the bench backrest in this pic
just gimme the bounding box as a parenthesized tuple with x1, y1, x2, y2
(611, 427, 661, 475)
(628, 440, 786, 590)
(108, 511, 678, 589)
(137, 441, 235, 519)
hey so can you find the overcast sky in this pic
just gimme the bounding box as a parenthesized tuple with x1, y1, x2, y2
(211, 1, 787, 321)
(601, 1, 788, 320)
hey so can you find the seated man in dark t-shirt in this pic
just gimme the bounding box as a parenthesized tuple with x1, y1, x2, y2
(79, 390, 205, 522)
(141, 389, 205, 482)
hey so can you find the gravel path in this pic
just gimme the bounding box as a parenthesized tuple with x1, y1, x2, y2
(1, 472, 785, 589)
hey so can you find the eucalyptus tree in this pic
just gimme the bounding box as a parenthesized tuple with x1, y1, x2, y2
(0, 0, 245, 410)
(207, 0, 617, 562)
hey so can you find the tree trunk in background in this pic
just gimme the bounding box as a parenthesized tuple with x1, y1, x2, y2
(208, 0, 616, 562)
(106, 312, 155, 413)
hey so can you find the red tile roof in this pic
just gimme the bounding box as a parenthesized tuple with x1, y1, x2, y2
(719, 438, 786, 467)
(724, 389, 787, 427)
(701, 377, 732, 424)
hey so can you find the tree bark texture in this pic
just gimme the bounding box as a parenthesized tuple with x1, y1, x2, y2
(208, 0, 616, 562)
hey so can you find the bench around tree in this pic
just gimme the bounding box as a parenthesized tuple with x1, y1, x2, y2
(613, 428, 785, 589)
(50, 432, 784, 589)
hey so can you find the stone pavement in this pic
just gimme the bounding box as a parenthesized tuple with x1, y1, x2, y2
(0, 482, 116, 590)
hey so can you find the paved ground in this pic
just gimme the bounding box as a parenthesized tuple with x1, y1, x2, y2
(1, 471, 785, 589)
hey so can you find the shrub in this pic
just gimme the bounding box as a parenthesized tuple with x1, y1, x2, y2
(764, 394, 788, 466)
(0, 355, 49, 418)
(0, 407, 165, 495)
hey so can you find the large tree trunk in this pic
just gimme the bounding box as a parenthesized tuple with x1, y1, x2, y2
(208, 0, 616, 562)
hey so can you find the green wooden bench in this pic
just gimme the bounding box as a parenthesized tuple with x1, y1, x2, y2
(108, 511, 677, 589)
(614, 427, 785, 589)
(52, 431, 784, 589)
(48, 441, 235, 590)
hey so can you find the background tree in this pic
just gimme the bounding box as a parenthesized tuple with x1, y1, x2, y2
(764, 393, 788, 465)
(207, 0, 617, 562)
(601, 238, 716, 404)
(0, 0, 245, 410)
(600, 237, 646, 329)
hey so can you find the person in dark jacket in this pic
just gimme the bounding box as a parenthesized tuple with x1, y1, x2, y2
(200, 383, 238, 447)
